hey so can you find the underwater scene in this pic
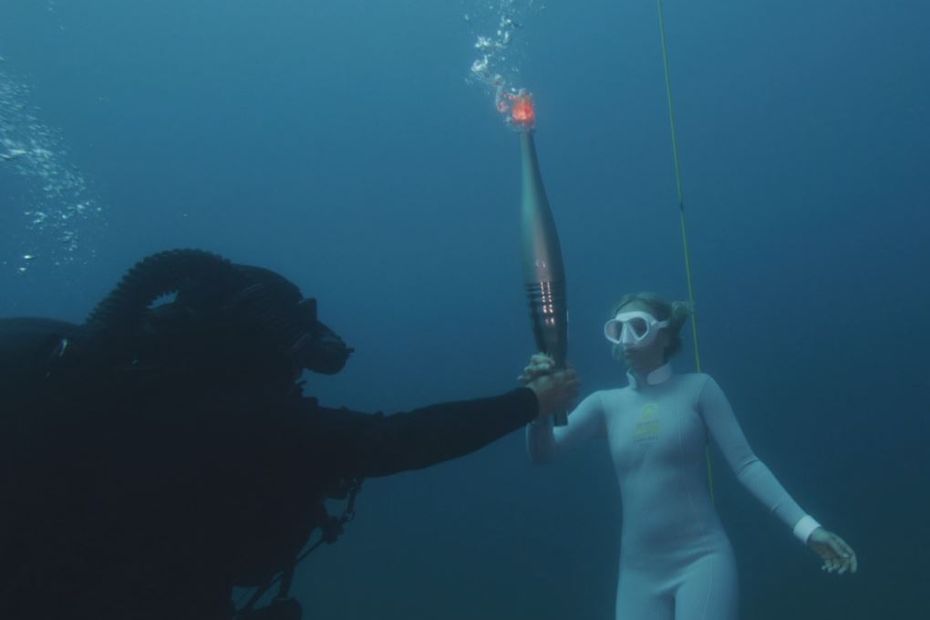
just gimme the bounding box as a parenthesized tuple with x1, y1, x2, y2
(1, 1, 927, 618)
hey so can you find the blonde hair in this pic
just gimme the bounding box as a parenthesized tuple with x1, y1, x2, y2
(609, 292, 691, 360)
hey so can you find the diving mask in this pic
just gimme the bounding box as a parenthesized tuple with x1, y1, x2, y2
(603, 310, 669, 350)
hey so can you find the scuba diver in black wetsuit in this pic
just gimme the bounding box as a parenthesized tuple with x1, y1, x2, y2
(0, 249, 579, 620)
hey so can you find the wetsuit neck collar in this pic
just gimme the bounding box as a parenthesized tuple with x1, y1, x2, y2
(627, 363, 673, 389)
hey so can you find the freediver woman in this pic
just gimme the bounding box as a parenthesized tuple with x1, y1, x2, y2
(521, 292, 857, 620)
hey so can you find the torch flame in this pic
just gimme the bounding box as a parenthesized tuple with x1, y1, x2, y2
(510, 93, 536, 128)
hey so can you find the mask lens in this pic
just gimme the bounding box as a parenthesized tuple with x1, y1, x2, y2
(629, 317, 648, 338)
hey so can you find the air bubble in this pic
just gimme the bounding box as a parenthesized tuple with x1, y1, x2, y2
(465, 1, 542, 127)
(1, 59, 104, 274)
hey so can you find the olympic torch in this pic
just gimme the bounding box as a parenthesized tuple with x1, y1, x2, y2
(508, 92, 569, 426)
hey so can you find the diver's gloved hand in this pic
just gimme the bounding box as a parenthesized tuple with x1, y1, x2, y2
(519, 353, 579, 419)
(808, 528, 858, 575)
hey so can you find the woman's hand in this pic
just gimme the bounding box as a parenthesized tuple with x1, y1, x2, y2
(808, 528, 858, 575)
(518, 353, 557, 385)
(518, 353, 579, 419)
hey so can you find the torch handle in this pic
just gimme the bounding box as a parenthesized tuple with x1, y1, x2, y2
(525, 280, 569, 427)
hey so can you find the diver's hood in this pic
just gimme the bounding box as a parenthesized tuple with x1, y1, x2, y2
(83, 250, 352, 378)
(227, 264, 353, 375)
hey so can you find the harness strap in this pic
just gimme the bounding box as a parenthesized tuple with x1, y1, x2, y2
(235, 479, 363, 617)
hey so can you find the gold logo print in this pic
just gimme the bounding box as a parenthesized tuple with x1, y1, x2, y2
(634, 403, 661, 442)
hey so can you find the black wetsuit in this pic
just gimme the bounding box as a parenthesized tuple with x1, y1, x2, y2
(0, 318, 538, 620)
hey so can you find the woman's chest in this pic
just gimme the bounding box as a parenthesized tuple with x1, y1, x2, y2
(603, 389, 708, 472)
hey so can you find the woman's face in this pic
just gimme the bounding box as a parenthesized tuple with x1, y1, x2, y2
(609, 300, 670, 371)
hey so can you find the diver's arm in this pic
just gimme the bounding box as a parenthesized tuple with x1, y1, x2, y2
(697, 375, 816, 541)
(526, 392, 605, 464)
(319, 388, 540, 479)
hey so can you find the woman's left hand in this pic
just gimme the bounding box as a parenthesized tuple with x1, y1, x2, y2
(808, 528, 858, 575)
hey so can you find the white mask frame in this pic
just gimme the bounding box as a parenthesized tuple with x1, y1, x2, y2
(603, 310, 670, 350)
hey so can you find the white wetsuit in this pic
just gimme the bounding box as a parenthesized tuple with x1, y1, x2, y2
(527, 364, 816, 620)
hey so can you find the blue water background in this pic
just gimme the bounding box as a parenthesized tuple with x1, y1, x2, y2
(1, 1, 927, 617)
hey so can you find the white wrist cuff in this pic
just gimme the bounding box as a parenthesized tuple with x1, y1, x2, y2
(792, 515, 821, 543)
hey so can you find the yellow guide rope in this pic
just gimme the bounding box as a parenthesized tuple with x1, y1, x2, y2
(656, 0, 715, 499)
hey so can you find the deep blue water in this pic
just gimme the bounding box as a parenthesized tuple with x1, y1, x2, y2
(1, 1, 928, 618)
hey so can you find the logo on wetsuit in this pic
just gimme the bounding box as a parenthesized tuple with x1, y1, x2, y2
(633, 402, 662, 442)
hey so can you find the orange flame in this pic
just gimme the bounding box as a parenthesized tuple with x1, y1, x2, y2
(510, 94, 536, 128)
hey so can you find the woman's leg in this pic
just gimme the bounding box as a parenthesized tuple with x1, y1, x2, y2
(673, 550, 738, 620)
(616, 566, 674, 620)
